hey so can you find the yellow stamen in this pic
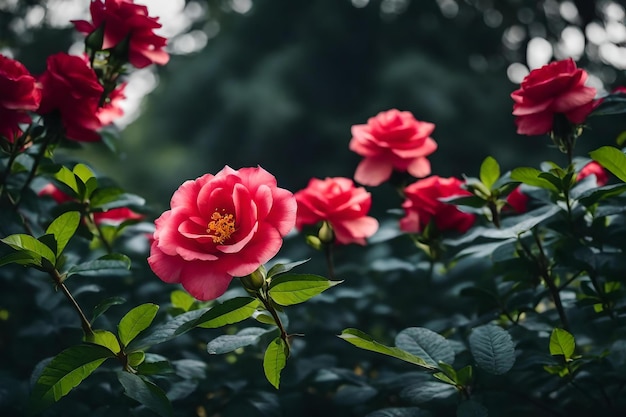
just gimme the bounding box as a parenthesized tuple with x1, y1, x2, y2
(207, 211, 236, 244)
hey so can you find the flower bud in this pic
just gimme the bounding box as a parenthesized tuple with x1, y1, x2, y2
(240, 265, 266, 291)
(305, 235, 323, 251)
(85, 24, 105, 52)
(318, 221, 335, 244)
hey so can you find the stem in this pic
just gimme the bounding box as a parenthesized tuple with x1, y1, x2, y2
(324, 243, 336, 281)
(488, 201, 501, 228)
(257, 290, 288, 348)
(15, 133, 54, 207)
(49, 268, 94, 337)
(533, 231, 570, 332)
(86, 212, 113, 253)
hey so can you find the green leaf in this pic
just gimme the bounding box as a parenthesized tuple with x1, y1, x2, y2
(66, 253, 131, 278)
(54, 166, 79, 194)
(590, 146, 626, 183)
(45, 211, 81, 256)
(480, 156, 500, 189)
(92, 296, 126, 322)
(0, 251, 41, 268)
(28, 345, 114, 414)
(1, 234, 56, 265)
(617, 131, 626, 147)
(263, 337, 289, 389)
(468, 324, 515, 375)
(338, 328, 437, 370)
(87, 329, 121, 354)
(366, 407, 430, 417)
(89, 186, 125, 208)
(511, 167, 559, 192)
(578, 183, 626, 207)
(549, 328, 575, 361)
(266, 258, 310, 278)
(269, 273, 341, 306)
(73, 163, 95, 186)
(170, 290, 195, 312)
(128, 351, 146, 367)
(128, 308, 209, 351)
(207, 327, 276, 354)
(118, 303, 159, 348)
(196, 297, 259, 328)
(401, 380, 456, 404)
(117, 372, 173, 417)
(394, 327, 455, 368)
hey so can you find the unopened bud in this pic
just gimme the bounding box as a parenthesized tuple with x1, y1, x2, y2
(85, 24, 105, 52)
(318, 221, 335, 244)
(305, 235, 323, 251)
(241, 265, 266, 291)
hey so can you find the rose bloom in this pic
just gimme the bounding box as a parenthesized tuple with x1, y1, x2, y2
(148, 166, 297, 301)
(0, 55, 41, 143)
(505, 186, 529, 214)
(39, 183, 144, 224)
(577, 161, 609, 186)
(400, 176, 475, 234)
(37, 53, 104, 142)
(73, 0, 169, 69)
(349, 109, 438, 186)
(295, 177, 379, 245)
(97, 83, 126, 125)
(511, 58, 596, 136)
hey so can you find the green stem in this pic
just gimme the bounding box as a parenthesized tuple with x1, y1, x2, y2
(257, 290, 289, 350)
(533, 231, 570, 332)
(49, 268, 94, 337)
(15, 133, 54, 207)
(86, 212, 113, 254)
(488, 200, 501, 229)
(324, 243, 336, 281)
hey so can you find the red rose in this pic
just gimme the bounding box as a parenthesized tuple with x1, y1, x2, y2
(97, 83, 126, 125)
(349, 109, 438, 186)
(38, 183, 144, 225)
(511, 58, 596, 136)
(73, 0, 169, 69)
(0, 54, 41, 143)
(400, 176, 475, 234)
(148, 166, 297, 301)
(577, 161, 609, 186)
(37, 53, 104, 142)
(295, 177, 379, 245)
(505, 186, 529, 214)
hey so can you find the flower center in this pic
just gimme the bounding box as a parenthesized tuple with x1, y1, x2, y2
(206, 210, 236, 244)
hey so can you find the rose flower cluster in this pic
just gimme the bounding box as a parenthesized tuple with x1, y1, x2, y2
(0, 0, 168, 147)
(149, 57, 611, 302)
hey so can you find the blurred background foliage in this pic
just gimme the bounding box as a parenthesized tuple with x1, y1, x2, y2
(2, 0, 625, 209)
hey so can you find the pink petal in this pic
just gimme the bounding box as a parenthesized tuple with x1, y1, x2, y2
(354, 158, 393, 186)
(179, 262, 233, 301)
(148, 243, 183, 284)
(406, 157, 432, 178)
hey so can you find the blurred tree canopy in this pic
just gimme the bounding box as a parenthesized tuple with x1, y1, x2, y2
(2, 0, 625, 207)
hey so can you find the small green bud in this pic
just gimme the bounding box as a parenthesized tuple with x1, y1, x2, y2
(305, 235, 323, 251)
(241, 265, 266, 291)
(85, 24, 105, 51)
(318, 221, 335, 244)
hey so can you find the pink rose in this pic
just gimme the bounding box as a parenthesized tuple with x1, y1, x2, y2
(349, 109, 438, 186)
(505, 186, 529, 214)
(400, 176, 475, 234)
(37, 53, 104, 142)
(295, 177, 379, 245)
(148, 166, 297, 301)
(577, 161, 608, 186)
(511, 58, 596, 136)
(0, 55, 41, 143)
(38, 183, 144, 225)
(73, 0, 169, 69)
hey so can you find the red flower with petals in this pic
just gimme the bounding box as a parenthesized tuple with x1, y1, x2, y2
(148, 166, 296, 301)
(0, 55, 41, 143)
(97, 83, 126, 125)
(39, 183, 144, 225)
(505, 186, 529, 214)
(73, 0, 169, 69)
(295, 177, 379, 245)
(577, 161, 609, 186)
(37, 53, 104, 142)
(349, 109, 438, 186)
(400, 176, 475, 234)
(511, 58, 596, 136)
